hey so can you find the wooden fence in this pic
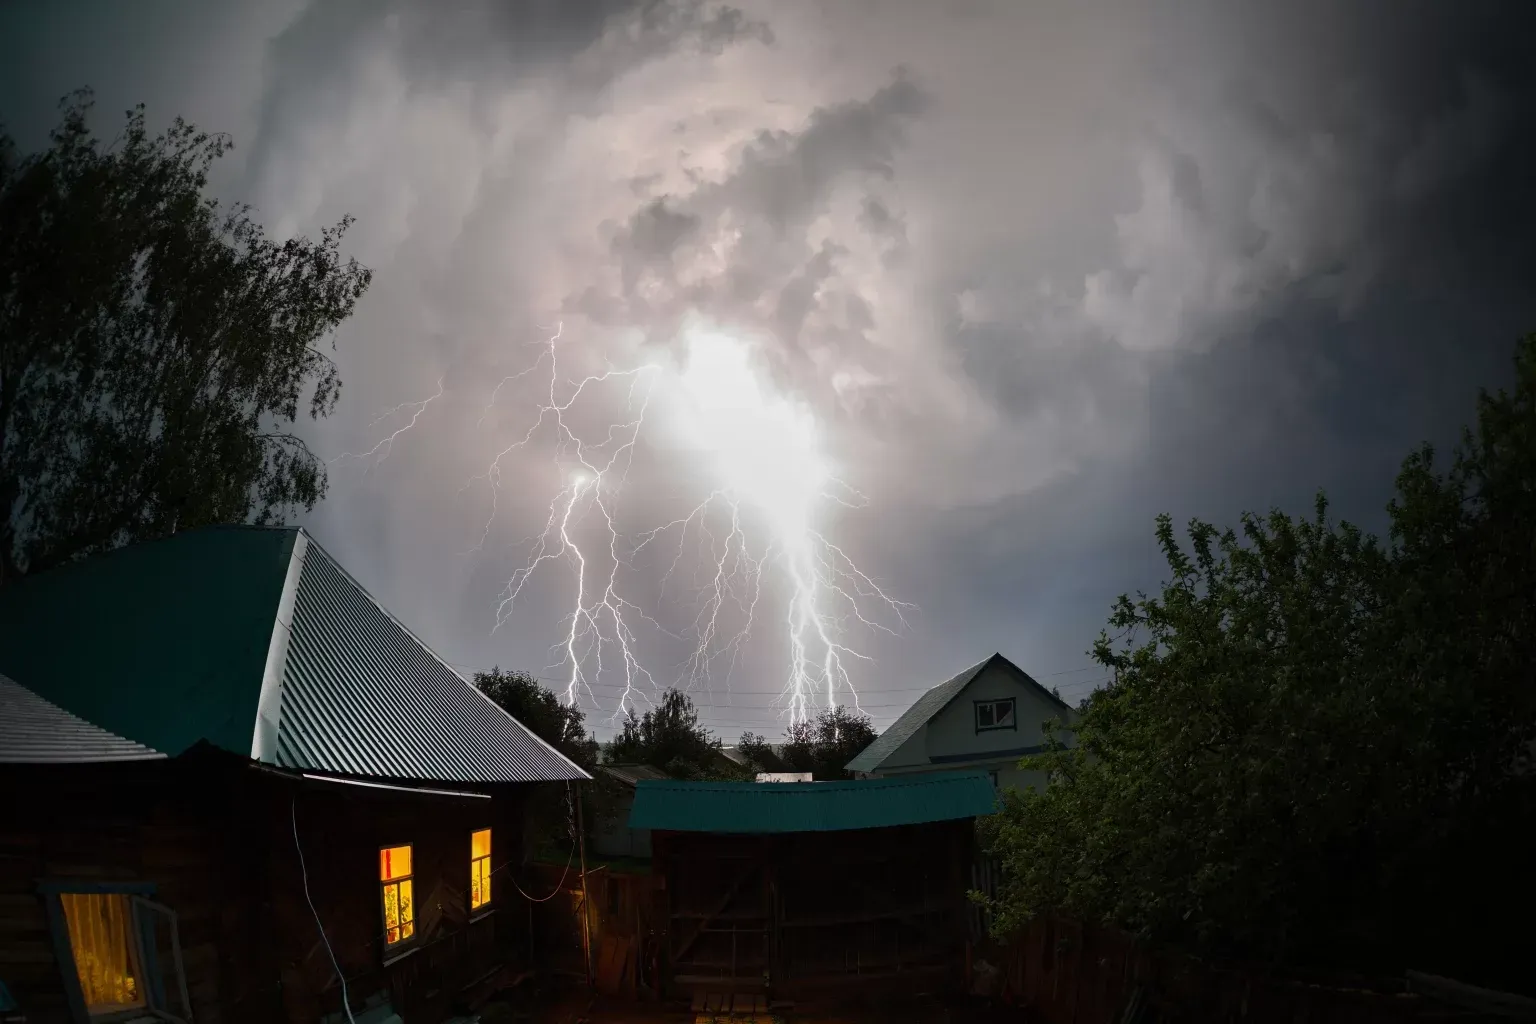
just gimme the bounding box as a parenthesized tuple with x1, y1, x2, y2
(991, 915, 1523, 1023)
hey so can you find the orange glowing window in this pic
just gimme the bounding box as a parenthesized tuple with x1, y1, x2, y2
(59, 893, 144, 1015)
(470, 829, 492, 911)
(379, 845, 415, 946)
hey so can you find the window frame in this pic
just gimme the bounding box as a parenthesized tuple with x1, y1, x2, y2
(973, 697, 1018, 734)
(38, 880, 190, 1024)
(378, 842, 417, 953)
(468, 827, 493, 917)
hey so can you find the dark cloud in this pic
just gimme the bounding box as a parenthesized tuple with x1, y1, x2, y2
(4, 0, 1534, 735)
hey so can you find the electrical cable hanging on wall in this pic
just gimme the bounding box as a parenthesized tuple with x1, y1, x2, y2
(505, 780, 578, 903)
(291, 797, 358, 1024)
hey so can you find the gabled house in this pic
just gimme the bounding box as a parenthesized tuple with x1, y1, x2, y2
(845, 652, 1076, 793)
(0, 526, 588, 1024)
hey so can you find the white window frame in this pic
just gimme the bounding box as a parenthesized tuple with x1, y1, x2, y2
(40, 883, 192, 1024)
(974, 697, 1018, 733)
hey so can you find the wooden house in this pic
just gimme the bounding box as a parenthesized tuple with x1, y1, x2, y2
(0, 527, 588, 1024)
(629, 772, 996, 1005)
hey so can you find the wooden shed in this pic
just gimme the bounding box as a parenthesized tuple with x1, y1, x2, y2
(0, 527, 589, 1024)
(629, 773, 996, 1004)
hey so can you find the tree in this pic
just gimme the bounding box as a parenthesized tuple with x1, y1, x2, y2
(474, 668, 614, 854)
(605, 688, 745, 780)
(780, 705, 878, 780)
(980, 333, 1536, 992)
(736, 731, 787, 773)
(0, 91, 371, 583)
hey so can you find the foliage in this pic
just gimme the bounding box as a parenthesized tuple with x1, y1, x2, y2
(0, 90, 371, 583)
(475, 667, 599, 769)
(736, 730, 787, 773)
(981, 333, 1536, 990)
(780, 705, 878, 780)
(473, 668, 620, 852)
(606, 688, 747, 780)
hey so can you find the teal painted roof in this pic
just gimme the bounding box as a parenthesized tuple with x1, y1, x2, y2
(627, 772, 996, 833)
(845, 652, 1073, 774)
(0, 527, 297, 757)
(0, 526, 587, 784)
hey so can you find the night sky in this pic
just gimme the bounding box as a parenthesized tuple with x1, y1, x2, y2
(6, 0, 1534, 739)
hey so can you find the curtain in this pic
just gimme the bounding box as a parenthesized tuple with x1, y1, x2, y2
(59, 893, 142, 1012)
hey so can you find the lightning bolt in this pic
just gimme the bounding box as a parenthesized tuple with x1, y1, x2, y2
(330, 378, 444, 467)
(476, 320, 912, 724)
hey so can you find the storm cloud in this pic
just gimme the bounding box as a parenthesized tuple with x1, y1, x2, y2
(4, 0, 1533, 737)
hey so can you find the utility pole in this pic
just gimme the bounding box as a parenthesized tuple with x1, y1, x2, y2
(575, 780, 593, 987)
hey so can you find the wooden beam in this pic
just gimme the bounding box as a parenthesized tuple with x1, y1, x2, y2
(671, 861, 760, 965)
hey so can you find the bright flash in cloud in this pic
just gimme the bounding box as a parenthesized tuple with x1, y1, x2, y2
(355, 318, 909, 724)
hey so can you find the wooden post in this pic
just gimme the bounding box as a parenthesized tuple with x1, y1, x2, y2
(576, 781, 594, 987)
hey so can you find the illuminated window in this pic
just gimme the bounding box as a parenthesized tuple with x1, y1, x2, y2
(470, 829, 492, 911)
(59, 893, 144, 1016)
(379, 845, 415, 946)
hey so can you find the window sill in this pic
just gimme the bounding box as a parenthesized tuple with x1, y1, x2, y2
(383, 944, 421, 967)
(469, 907, 497, 924)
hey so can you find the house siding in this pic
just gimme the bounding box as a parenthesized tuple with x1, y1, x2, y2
(854, 657, 1074, 796)
(0, 750, 532, 1024)
(923, 661, 1067, 764)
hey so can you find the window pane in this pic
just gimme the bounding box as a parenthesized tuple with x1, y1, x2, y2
(380, 845, 412, 882)
(399, 879, 414, 926)
(977, 704, 994, 727)
(60, 893, 143, 1013)
(471, 829, 491, 859)
(996, 701, 1014, 726)
(383, 882, 400, 931)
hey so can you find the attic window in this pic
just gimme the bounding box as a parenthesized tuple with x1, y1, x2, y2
(380, 845, 415, 946)
(975, 698, 1016, 733)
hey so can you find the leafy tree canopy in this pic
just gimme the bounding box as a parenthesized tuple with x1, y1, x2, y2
(981, 334, 1536, 992)
(606, 688, 742, 780)
(779, 705, 877, 780)
(475, 667, 620, 853)
(0, 90, 370, 582)
(475, 667, 599, 771)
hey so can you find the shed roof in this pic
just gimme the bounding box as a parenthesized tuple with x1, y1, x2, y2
(628, 771, 995, 833)
(0, 526, 587, 785)
(0, 673, 166, 764)
(599, 763, 670, 787)
(845, 652, 1072, 774)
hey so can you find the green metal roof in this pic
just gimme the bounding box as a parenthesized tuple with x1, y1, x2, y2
(845, 652, 1074, 774)
(627, 771, 997, 833)
(0, 526, 297, 757)
(0, 526, 588, 784)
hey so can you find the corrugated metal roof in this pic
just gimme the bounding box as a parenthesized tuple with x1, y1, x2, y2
(599, 764, 670, 787)
(0, 526, 588, 785)
(274, 535, 587, 784)
(845, 652, 1074, 774)
(628, 772, 996, 833)
(0, 673, 166, 763)
(844, 656, 991, 774)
